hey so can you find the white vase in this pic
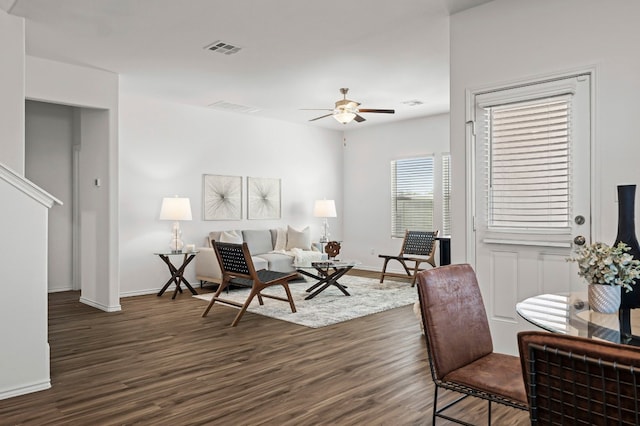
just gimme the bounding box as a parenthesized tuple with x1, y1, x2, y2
(588, 284, 621, 314)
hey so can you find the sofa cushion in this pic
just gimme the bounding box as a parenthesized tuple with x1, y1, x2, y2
(251, 256, 269, 271)
(242, 229, 273, 255)
(258, 252, 295, 273)
(219, 230, 243, 244)
(286, 225, 311, 251)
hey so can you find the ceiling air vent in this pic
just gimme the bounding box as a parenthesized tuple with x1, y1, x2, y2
(204, 40, 242, 55)
(208, 101, 260, 114)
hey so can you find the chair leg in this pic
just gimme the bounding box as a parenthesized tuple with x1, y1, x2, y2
(230, 288, 259, 327)
(431, 384, 476, 425)
(281, 283, 297, 313)
(432, 385, 439, 425)
(398, 259, 412, 276)
(380, 258, 391, 283)
(201, 278, 229, 317)
(411, 261, 421, 287)
(487, 400, 491, 426)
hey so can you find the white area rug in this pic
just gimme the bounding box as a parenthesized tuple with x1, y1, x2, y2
(193, 275, 417, 328)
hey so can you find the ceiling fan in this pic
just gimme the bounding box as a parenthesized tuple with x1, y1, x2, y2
(303, 88, 395, 124)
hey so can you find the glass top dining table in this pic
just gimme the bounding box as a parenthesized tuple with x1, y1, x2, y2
(516, 292, 640, 346)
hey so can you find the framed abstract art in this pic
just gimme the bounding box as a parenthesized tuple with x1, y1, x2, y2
(247, 177, 281, 219)
(202, 174, 242, 220)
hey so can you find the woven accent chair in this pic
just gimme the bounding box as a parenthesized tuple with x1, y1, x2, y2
(201, 241, 297, 327)
(518, 331, 640, 425)
(379, 230, 438, 286)
(416, 264, 528, 425)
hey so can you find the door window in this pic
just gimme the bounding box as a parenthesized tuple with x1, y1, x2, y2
(485, 96, 571, 231)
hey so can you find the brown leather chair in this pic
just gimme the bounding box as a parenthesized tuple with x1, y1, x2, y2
(416, 264, 528, 424)
(518, 331, 640, 425)
(201, 241, 298, 326)
(379, 230, 438, 286)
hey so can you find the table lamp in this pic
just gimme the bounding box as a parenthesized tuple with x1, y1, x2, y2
(159, 196, 192, 252)
(314, 199, 337, 243)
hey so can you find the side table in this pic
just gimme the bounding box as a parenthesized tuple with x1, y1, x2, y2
(155, 251, 199, 299)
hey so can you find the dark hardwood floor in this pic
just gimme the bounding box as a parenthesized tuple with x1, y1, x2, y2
(0, 271, 529, 425)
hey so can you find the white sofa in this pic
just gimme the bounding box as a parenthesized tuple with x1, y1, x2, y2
(195, 227, 323, 284)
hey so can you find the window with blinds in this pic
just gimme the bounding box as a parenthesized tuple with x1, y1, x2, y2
(442, 154, 451, 236)
(486, 95, 571, 229)
(391, 156, 434, 238)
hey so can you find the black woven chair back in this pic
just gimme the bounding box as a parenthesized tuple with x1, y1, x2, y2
(214, 242, 251, 276)
(402, 231, 436, 256)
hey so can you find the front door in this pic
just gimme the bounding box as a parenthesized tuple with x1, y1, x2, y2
(471, 74, 592, 354)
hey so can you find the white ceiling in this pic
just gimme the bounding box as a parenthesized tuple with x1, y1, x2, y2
(3, 0, 492, 130)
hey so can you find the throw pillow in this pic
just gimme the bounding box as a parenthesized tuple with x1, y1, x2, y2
(286, 225, 311, 251)
(218, 230, 243, 244)
(274, 227, 287, 251)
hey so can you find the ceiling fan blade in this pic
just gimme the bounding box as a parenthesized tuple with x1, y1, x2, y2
(309, 113, 334, 122)
(358, 108, 395, 114)
(353, 114, 366, 123)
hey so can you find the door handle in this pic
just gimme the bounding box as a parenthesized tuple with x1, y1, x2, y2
(573, 235, 586, 246)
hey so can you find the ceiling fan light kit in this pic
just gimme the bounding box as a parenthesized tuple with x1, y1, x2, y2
(334, 111, 356, 124)
(306, 88, 395, 124)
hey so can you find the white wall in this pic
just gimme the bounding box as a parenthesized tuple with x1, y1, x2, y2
(78, 108, 116, 308)
(0, 170, 56, 399)
(0, 10, 52, 401)
(25, 101, 75, 292)
(342, 114, 450, 270)
(450, 0, 640, 263)
(26, 56, 121, 312)
(118, 92, 344, 296)
(0, 11, 24, 173)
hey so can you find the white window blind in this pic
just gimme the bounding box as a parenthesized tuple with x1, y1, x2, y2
(391, 156, 434, 238)
(486, 95, 571, 229)
(442, 154, 451, 236)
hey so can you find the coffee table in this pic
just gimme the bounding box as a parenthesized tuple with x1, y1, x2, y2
(295, 260, 359, 300)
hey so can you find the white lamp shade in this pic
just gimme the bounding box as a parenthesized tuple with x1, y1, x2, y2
(159, 197, 193, 221)
(314, 199, 337, 218)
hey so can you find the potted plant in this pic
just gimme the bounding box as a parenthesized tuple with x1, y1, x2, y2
(567, 242, 640, 313)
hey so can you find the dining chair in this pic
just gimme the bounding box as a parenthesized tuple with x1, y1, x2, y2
(379, 230, 438, 286)
(518, 331, 640, 425)
(201, 241, 298, 326)
(416, 264, 528, 424)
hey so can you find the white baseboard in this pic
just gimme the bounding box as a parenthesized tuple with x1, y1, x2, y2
(79, 297, 121, 312)
(119, 287, 166, 298)
(356, 264, 414, 275)
(355, 265, 382, 273)
(48, 286, 73, 293)
(119, 283, 206, 298)
(0, 379, 51, 401)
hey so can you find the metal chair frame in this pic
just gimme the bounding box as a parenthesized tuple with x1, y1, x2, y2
(417, 264, 528, 425)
